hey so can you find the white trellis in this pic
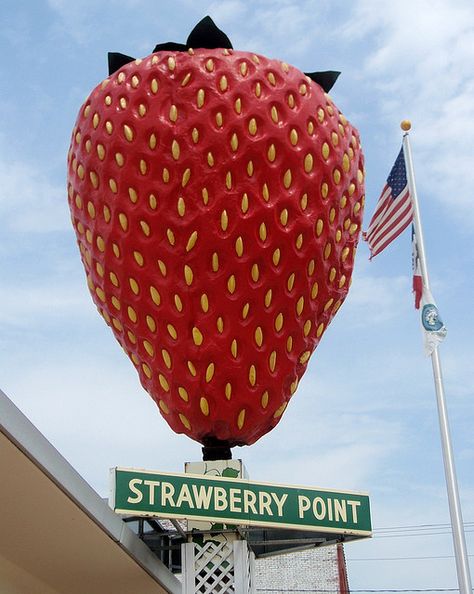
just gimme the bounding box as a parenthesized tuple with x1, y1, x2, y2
(182, 538, 255, 593)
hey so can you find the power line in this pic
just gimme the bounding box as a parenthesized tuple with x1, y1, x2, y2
(348, 554, 474, 562)
(374, 529, 474, 539)
(256, 588, 459, 594)
(366, 521, 474, 539)
(374, 522, 474, 532)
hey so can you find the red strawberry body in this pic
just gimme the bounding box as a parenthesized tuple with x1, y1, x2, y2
(67, 46, 364, 447)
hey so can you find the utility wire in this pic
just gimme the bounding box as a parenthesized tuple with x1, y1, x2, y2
(374, 522, 474, 532)
(374, 529, 474, 539)
(348, 554, 474, 562)
(256, 588, 459, 594)
(366, 521, 474, 539)
(346, 521, 474, 560)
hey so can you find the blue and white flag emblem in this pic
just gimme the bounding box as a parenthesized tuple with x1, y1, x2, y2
(421, 289, 447, 356)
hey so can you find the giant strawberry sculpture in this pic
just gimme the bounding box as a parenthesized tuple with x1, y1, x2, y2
(67, 17, 365, 456)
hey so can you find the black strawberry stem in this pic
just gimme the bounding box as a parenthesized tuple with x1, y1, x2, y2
(107, 16, 340, 92)
(202, 437, 233, 461)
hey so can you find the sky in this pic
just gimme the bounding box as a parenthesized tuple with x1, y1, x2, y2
(1, 0, 473, 591)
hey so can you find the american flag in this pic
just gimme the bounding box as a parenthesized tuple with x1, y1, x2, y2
(364, 147, 413, 259)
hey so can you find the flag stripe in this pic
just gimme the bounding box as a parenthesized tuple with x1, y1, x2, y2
(364, 186, 392, 235)
(366, 197, 411, 246)
(370, 213, 413, 256)
(366, 195, 412, 252)
(369, 206, 413, 257)
(367, 185, 410, 233)
(366, 188, 412, 245)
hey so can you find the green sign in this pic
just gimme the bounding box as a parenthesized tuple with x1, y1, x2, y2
(110, 468, 371, 536)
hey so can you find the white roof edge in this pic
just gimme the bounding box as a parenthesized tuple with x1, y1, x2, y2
(0, 389, 181, 594)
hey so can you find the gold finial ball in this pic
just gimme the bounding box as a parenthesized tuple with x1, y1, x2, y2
(400, 120, 412, 131)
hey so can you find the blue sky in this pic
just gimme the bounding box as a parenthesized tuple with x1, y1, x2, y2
(1, 0, 473, 590)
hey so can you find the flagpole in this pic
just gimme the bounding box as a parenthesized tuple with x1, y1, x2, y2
(402, 120, 473, 594)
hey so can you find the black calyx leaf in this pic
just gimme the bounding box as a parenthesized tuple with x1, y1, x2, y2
(152, 41, 187, 53)
(186, 16, 233, 50)
(108, 52, 135, 75)
(109, 17, 231, 76)
(304, 71, 341, 93)
(108, 18, 340, 91)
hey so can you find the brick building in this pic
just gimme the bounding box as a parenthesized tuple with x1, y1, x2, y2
(255, 544, 349, 593)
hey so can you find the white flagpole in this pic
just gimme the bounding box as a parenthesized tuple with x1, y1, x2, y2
(401, 120, 472, 594)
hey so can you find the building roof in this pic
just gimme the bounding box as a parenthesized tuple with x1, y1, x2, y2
(0, 389, 181, 594)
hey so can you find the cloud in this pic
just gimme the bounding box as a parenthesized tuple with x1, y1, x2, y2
(230, 0, 334, 62)
(341, 0, 474, 229)
(4, 352, 197, 494)
(346, 272, 410, 325)
(0, 282, 91, 327)
(47, 0, 99, 45)
(253, 410, 404, 490)
(47, 0, 153, 46)
(207, 0, 248, 26)
(0, 152, 70, 233)
(443, 350, 474, 399)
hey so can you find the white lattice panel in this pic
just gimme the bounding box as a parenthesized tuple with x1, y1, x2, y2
(195, 541, 234, 593)
(182, 539, 255, 593)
